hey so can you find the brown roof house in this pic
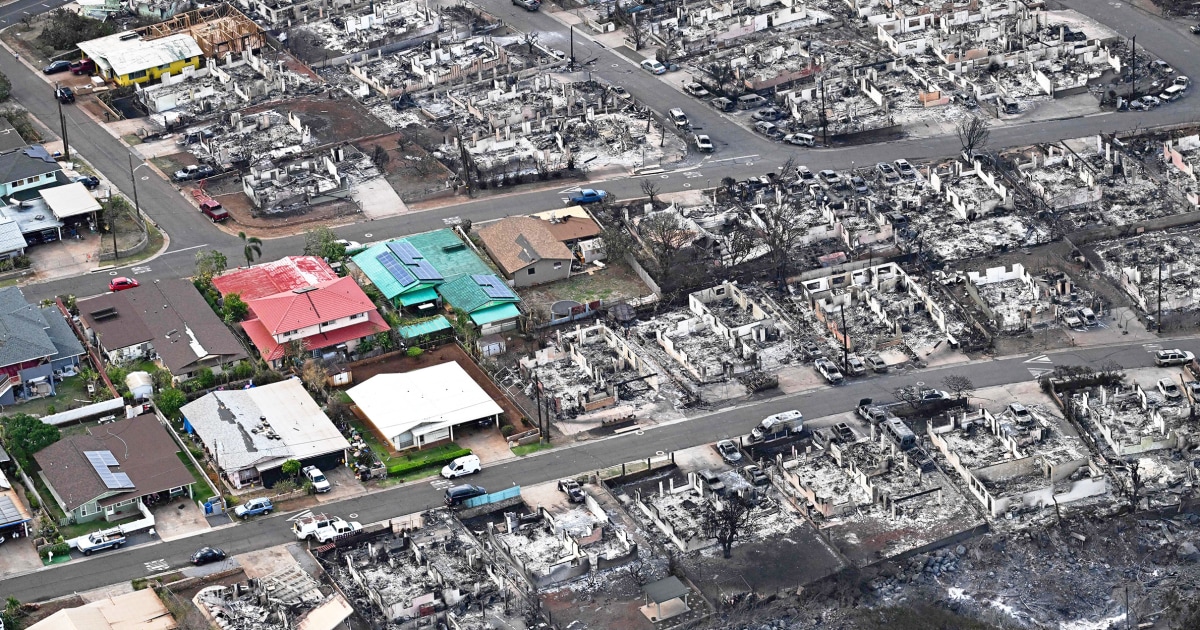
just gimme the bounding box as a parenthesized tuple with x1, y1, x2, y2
(477, 216, 574, 288)
(78, 278, 247, 383)
(34, 414, 195, 524)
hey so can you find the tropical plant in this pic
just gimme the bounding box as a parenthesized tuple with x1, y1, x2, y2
(239, 232, 263, 267)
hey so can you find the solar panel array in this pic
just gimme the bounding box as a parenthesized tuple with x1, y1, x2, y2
(0, 496, 21, 525)
(376, 252, 416, 287)
(85, 450, 136, 490)
(472, 274, 516, 299)
(388, 241, 442, 281)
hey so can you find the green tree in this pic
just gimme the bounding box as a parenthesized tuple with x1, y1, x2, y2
(0, 71, 11, 102)
(281, 459, 301, 480)
(194, 367, 216, 389)
(303, 227, 346, 260)
(194, 250, 228, 285)
(238, 232, 263, 267)
(1, 414, 61, 468)
(155, 388, 187, 419)
(223, 294, 248, 324)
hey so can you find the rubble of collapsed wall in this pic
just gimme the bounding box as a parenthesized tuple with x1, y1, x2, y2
(518, 322, 665, 417)
(1071, 385, 1190, 458)
(194, 566, 347, 630)
(321, 512, 520, 629)
(486, 509, 591, 589)
(1162, 134, 1200, 209)
(242, 144, 373, 214)
(794, 262, 961, 355)
(137, 48, 321, 115)
(1093, 227, 1200, 323)
(928, 407, 1105, 518)
(345, 37, 508, 97)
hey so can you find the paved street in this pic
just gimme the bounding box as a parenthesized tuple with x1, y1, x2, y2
(0, 0, 1198, 604)
(3, 335, 1198, 602)
(0, 0, 1196, 304)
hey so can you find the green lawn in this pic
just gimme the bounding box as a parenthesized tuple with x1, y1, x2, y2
(177, 452, 216, 504)
(511, 441, 553, 456)
(59, 514, 140, 541)
(3, 376, 94, 418)
(350, 420, 463, 480)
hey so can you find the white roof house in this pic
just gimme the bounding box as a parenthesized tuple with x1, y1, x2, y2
(40, 182, 102, 220)
(348, 362, 503, 451)
(77, 32, 202, 78)
(181, 378, 349, 488)
(0, 217, 26, 257)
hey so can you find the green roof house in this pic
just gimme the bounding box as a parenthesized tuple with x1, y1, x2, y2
(352, 229, 521, 333)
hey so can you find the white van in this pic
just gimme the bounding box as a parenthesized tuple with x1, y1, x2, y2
(441, 454, 481, 479)
(737, 94, 767, 110)
(1160, 84, 1185, 102)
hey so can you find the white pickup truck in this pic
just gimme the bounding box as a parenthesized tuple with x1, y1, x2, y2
(292, 514, 362, 542)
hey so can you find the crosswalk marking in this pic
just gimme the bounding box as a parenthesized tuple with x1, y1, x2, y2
(145, 559, 169, 572)
(287, 510, 314, 522)
(1028, 368, 1054, 379)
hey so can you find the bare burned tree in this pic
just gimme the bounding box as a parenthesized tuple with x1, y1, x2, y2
(1126, 458, 1142, 512)
(754, 200, 807, 287)
(521, 31, 539, 55)
(723, 227, 760, 267)
(640, 179, 661, 207)
(638, 212, 691, 273)
(956, 115, 990, 160)
(705, 61, 735, 95)
(943, 375, 975, 401)
(703, 492, 757, 559)
(630, 14, 650, 50)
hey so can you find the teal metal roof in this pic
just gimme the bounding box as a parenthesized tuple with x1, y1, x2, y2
(398, 315, 452, 339)
(351, 229, 492, 302)
(398, 286, 439, 307)
(470, 303, 521, 326)
(436, 273, 519, 315)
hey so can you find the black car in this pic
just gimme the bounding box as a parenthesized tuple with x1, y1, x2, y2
(73, 175, 100, 189)
(43, 60, 72, 74)
(190, 547, 226, 565)
(444, 484, 486, 507)
(55, 86, 75, 104)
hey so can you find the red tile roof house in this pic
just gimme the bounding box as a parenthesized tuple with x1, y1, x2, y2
(214, 257, 389, 368)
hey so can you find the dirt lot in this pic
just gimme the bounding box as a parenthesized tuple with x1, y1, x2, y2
(242, 95, 392, 146)
(520, 261, 653, 320)
(354, 131, 456, 202)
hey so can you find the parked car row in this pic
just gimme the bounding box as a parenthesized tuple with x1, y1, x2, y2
(1128, 75, 1189, 111)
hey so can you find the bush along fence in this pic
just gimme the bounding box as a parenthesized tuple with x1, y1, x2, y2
(386, 448, 472, 477)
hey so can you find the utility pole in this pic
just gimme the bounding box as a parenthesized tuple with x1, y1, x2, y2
(55, 82, 71, 161)
(128, 153, 144, 230)
(818, 78, 828, 145)
(1157, 254, 1163, 333)
(569, 24, 575, 68)
(839, 304, 849, 370)
(1130, 35, 1137, 98)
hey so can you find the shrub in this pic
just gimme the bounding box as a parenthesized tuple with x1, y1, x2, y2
(385, 448, 471, 476)
(39, 542, 69, 560)
(230, 360, 255, 381)
(272, 479, 298, 495)
(500, 425, 515, 438)
(154, 388, 187, 419)
(406, 347, 423, 358)
(194, 367, 216, 389)
(26, 493, 38, 510)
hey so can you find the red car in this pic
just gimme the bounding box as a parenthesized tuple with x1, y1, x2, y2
(109, 277, 139, 292)
(199, 200, 228, 222)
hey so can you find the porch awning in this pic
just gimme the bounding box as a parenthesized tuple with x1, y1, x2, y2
(398, 286, 439, 307)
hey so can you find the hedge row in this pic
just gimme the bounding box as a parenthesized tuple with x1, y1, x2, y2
(386, 448, 472, 477)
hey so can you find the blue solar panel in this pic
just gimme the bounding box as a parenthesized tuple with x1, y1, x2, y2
(411, 260, 442, 281)
(388, 241, 423, 264)
(377, 252, 416, 287)
(473, 274, 515, 299)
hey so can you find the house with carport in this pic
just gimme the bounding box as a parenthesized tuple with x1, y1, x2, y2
(477, 216, 574, 288)
(347, 362, 502, 451)
(77, 32, 204, 86)
(180, 379, 349, 489)
(0, 286, 84, 405)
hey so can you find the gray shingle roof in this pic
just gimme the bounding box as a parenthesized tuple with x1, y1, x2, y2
(0, 286, 61, 368)
(0, 146, 60, 187)
(39, 305, 83, 362)
(0, 218, 26, 254)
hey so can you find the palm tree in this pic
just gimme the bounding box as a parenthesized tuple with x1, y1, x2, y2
(239, 232, 262, 267)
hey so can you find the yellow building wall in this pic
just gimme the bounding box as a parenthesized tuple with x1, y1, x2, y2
(112, 56, 202, 86)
